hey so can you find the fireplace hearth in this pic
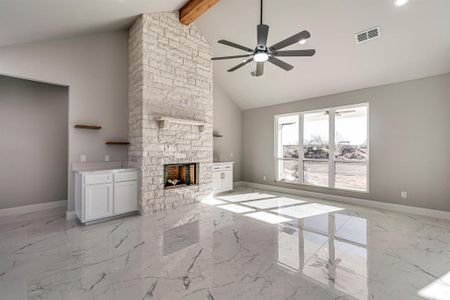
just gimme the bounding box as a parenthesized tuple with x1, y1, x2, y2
(164, 163, 198, 189)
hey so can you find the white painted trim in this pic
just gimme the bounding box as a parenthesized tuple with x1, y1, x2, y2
(0, 200, 67, 217)
(239, 181, 450, 220)
(66, 210, 77, 221)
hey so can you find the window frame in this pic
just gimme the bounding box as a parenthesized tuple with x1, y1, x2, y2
(274, 103, 369, 193)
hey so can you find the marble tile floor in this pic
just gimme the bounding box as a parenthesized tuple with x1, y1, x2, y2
(0, 187, 449, 300)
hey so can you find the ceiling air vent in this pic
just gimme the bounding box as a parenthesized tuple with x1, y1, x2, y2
(356, 27, 380, 44)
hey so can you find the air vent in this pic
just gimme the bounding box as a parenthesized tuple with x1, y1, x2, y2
(356, 27, 380, 44)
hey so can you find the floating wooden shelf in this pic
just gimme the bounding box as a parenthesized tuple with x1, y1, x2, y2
(105, 141, 130, 145)
(74, 124, 102, 130)
(158, 116, 207, 132)
(213, 133, 223, 138)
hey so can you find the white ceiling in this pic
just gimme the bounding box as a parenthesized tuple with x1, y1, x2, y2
(0, 0, 186, 46)
(0, 0, 449, 109)
(196, 0, 450, 109)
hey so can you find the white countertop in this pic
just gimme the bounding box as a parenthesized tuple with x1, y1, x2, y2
(74, 167, 137, 175)
(72, 161, 137, 174)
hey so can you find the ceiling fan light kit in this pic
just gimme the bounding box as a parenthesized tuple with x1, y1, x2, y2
(253, 52, 269, 62)
(211, 0, 316, 77)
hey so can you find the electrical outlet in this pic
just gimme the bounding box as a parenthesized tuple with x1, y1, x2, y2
(401, 191, 407, 199)
(80, 155, 87, 163)
(263, 176, 266, 181)
(105, 155, 110, 162)
(230, 152, 234, 158)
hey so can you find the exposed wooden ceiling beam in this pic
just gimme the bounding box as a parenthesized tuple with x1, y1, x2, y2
(179, 0, 220, 25)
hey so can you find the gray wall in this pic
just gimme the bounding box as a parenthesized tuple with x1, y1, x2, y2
(0, 31, 129, 211)
(0, 76, 68, 209)
(242, 73, 450, 212)
(213, 84, 242, 181)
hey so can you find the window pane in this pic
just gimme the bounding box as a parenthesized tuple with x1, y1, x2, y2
(303, 161, 328, 186)
(278, 115, 299, 158)
(303, 111, 329, 159)
(278, 160, 298, 182)
(335, 162, 367, 191)
(335, 106, 367, 161)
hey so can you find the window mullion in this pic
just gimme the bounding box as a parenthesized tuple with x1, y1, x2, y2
(298, 113, 304, 184)
(329, 108, 336, 189)
(274, 117, 280, 180)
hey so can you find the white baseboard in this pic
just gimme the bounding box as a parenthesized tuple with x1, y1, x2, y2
(0, 200, 67, 217)
(66, 210, 77, 221)
(240, 181, 450, 220)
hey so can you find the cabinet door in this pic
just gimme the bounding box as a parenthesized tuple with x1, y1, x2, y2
(85, 183, 113, 221)
(222, 170, 233, 192)
(114, 181, 138, 214)
(212, 171, 223, 192)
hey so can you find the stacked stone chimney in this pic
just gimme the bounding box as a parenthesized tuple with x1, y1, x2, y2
(128, 12, 213, 214)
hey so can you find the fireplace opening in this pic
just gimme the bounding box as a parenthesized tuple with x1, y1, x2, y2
(164, 163, 198, 189)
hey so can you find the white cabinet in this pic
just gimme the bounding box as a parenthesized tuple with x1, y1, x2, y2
(222, 170, 233, 191)
(212, 171, 223, 191)
(212, 162, 234, 193)
(75, 168, 138, 223)
(114, 181, 138, 214)
(85, 183, 113, 220)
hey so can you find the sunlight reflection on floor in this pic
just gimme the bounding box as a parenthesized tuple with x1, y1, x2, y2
(418, 271, 450, 300)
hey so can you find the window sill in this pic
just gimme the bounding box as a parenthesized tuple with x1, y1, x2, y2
(274, 180, 369, 194)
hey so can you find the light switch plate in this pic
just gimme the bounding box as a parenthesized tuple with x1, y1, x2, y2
(80, 155, 87, 163)
(105, 155, 110, 162)
(401, 191, 407, 199)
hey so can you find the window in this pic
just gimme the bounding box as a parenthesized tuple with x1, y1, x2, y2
(276, 115, 299, 183)
(334, 106, 368, 191)
(275, 104, 368, 192)
(303, 111, 329, 187)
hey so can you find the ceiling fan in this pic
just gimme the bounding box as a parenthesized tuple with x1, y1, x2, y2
(211, 0, 316, 77)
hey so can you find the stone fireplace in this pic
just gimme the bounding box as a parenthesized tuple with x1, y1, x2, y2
(128, 12, 213, 214)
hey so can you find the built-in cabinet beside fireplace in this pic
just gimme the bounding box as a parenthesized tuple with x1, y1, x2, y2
(212, 162, 234, 193)
(74, 168, 138, 223)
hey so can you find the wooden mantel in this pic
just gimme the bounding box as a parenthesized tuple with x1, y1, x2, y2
(158, 116, 207, 132)
(179, 0, 220, 25)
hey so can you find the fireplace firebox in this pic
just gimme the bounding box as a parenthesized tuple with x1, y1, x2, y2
(164, 163, 198, 189)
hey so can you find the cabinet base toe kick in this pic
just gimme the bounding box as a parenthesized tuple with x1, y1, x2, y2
(75, 169, 138, 224)
(82, 211, 139, 225)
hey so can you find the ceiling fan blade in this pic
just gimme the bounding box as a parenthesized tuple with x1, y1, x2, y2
(218, 39, 254, 53)
(228, 58, 254, 72)
(268, 56, 293, 71)
(254, 62, 264, 77)
(212, 54, 253, 61)
(257, 24, 269, 48)
(272, 49, 316, 57)
(269, 30, 311, 52)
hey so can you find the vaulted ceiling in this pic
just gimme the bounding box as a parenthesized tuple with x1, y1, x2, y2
(196, 0, 450, 109)
(0, 0, 186, 46)
(0, 0, 449, 109)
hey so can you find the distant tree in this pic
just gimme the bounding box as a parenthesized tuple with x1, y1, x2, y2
(335, 132, 344, 144)
(306, 135, 327, 145)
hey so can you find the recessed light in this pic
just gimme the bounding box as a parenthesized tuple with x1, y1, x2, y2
(395, 0, 409, 6)
(298, 39, 307, 45)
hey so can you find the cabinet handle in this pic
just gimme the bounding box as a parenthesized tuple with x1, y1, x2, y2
(221, 172, 225, 179)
